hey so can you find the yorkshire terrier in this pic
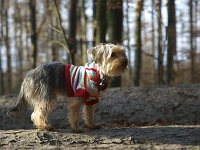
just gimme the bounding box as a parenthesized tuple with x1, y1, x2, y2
(8, 43, 128, 132)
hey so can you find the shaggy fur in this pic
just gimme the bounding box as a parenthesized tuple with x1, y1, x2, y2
(7, 43, 128, 132)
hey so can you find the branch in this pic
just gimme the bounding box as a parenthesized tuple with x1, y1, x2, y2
(142, 50, 159, 61)
(37, 8, 50, 34)
(49, 24, 62, 34)
(49, 40, 69, 51)
(142, 50, 165, 65)
(52, 0, 72, 56)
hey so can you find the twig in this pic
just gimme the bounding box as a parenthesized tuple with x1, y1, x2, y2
(52, 0, 72, 58)
(49, 40, 69, 51)
(49, 24, 62, 34)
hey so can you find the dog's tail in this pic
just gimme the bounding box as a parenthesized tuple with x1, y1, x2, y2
(7, 85, 28, 119)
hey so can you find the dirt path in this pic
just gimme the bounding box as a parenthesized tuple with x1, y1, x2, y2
(1, 85, 200, 149)
(1, 125, 200, 149)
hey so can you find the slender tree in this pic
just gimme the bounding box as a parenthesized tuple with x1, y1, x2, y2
(126, 0, 132, 79)
(0, 0, 5, 94)
(107, 0, 123, 87)
(96, 0, 106, 44)
(14, 1, 23, 84)
(189, 0, 195, 83)
(134, 0, 144, 86)
(49, 0, 59, 61)
(69, 0, 77, 64)
(81, 0, 87, 64)
(166, 0, 176, 85)
(156, 0, 164, 84)
(5, 0, 13, 93)
(93, 0, 97, 45)
(151, 0, 155, 84)
(52, 0, 72, 63)
(29, 0, 38, 68)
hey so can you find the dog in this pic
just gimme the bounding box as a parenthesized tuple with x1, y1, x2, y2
(7, 43, 128, 132)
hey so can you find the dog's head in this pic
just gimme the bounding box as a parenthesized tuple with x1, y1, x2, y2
(87, 43, 128, 77)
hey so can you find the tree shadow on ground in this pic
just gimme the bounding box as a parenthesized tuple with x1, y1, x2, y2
(80, 126, 200, 146)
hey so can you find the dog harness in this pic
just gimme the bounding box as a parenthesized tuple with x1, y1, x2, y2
(65, 63, 108, 105)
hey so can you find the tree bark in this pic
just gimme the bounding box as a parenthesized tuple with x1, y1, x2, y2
(14, 2, 23, 84)
(5, 0, 12, 93)
(50, 0, 58, 61)
(107, 0, 123, 87)
(29, 0, 38, 68)
(156, 0, 164, 85)
(69, 0, 77, 64)
(166, 0, 176, 85)
(189, 0, 195, 83)
(81, 0, 87, 64)
(96, 0, 106, 44)
(134, 0, 144, 86)
(0, 0, 5, 95)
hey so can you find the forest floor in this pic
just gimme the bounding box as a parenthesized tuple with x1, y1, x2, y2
(1, 125, 200, 149)
(1, 86, 200, 149)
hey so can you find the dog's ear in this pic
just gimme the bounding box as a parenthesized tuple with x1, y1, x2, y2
(87, 44, 104, 63)
(87, 47, 96, 60)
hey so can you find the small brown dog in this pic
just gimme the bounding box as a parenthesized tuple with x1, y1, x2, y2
(8, 43, 128, 132)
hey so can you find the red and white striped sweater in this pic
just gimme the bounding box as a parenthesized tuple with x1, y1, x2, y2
(65, 63, 108, 105)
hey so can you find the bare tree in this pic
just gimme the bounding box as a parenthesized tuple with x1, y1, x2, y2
(189, 0, 195, 83)
(166, 0, 176, 85)
(156, 0, 164, 84)
(49, 0, 59, 61)
(134, 0, 144, 86)
(0, 0, 5, 94)
(69, 0, 77, 64)
(4, 0, 13, 93)
(107, 0, 123, 87)
(96, 0, 106, 44)
(52, 0, 72, 63)
(14, 1, 23, 84)
(29, 0, 38, 68)
(81, 0, 87, 64)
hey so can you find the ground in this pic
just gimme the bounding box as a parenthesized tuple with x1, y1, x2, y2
(1, 125, 200, 149)
(1, 86, 200, 149)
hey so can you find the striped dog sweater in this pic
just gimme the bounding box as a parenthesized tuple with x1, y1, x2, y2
(65, 63, 108, 105)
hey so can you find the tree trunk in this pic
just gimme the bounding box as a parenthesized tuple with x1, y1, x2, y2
(134, 0, 144, 86)
(156, 0, 164, 85)
(96, 0, 106, 44)
(189, 0, 195, 83)
(81, 0, 87, 64)
(0, 0, 5, 95)
(166, 0, 176, 85)
(93, 0, 97, 46)
(29, 0, 38, 68)
(126, 0, 132, 80)
(50, 0, 58, 61)
(151, 0, 155, 84)
(107, 0, 123, 87)
(5, 0, 12, 93)
(69, 0, 77, 64)
(14, 2, 23, 84)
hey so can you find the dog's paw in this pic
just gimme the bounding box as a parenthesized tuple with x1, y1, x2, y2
(45, 125, 55, 131)
(36, 124, 55, 131)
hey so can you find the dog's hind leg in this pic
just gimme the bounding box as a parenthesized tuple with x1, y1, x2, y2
(68, 98, 82, 133)
(31, 100, 56, 131)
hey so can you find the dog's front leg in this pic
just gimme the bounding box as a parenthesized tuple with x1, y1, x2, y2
(68, 98, 82, 133)
(83, 105, 101, 130)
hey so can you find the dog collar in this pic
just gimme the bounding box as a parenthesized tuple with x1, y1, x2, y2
(98, 72, 109, 91)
